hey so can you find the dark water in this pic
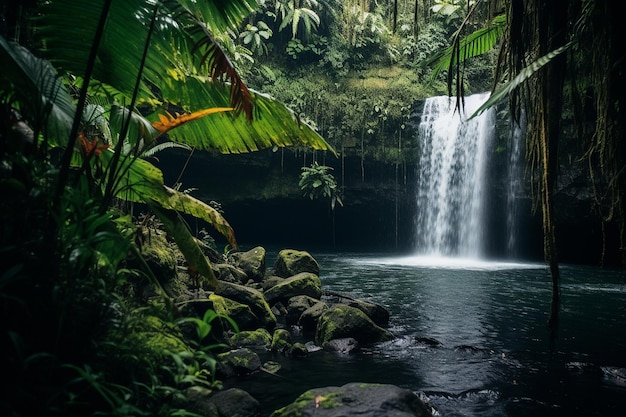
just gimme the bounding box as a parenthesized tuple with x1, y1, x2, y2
(231, 253, 626, 417)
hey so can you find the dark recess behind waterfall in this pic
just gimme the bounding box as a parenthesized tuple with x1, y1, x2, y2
(154, 140, 609, 267)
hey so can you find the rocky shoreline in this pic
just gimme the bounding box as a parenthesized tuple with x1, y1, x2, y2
(135, 233, 433, 416)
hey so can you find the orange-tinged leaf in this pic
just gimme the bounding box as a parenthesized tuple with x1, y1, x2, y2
(78, 130, 110, 157)
(152, 107, 233, 134)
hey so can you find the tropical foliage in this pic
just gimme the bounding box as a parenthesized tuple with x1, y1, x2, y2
(0, 0, 335, 415)
(299, 162, 343, 210)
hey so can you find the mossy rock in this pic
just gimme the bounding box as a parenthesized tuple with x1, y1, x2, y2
(269, 382, 432, 416)
(263, 272, 322, 305)
(123, 315, 189, 365)
(215, 281, 277, 330)
(228, 246, 266, 282)
(209, 293, 260, 331)
(314, 305, 394, 347)
(230, 328, 272, 349)
(270, 328, 292, 352)
(273, 249, 320, 278)
(217, 348, 262, 377)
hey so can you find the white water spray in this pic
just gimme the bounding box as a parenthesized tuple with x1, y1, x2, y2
(415, 93, 495, 258)
(505, 114, 525, 258)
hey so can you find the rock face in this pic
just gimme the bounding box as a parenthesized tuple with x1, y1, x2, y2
(269, 382, 433, 417)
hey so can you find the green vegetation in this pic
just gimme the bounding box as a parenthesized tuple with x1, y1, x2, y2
(2, 0, 625, 414)
(0, 0, 330, 415)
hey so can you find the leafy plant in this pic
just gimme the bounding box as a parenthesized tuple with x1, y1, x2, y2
(0, 0, 337, 416)
(299, 162, 343, 210)
(239, 21, 274, 56)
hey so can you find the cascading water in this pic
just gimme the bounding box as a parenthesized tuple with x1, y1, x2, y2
(415, 93, 496, 258)
(505, 113, 526, 258)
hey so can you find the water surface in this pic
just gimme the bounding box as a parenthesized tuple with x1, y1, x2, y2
(232, 253, 626, 417)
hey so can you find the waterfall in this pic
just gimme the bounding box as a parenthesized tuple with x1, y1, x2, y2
(505, 113, 525, 258)
(415, 93, 496, 258)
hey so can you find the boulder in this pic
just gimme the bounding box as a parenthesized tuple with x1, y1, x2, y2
(229, 328, 272, 349)
(127, 231, 180, 299)
(264, 272, 322, 305)
(215, 281, 277, 330)
(228, 246, 266, 282)
(209, 294, 260, 331)
(269, 382, 432, 417)
(315, 305, 394, 347)
(286, 295, 320, 325)
(324, 338, 359, 354)
(261, 275, 285, 291)
(212, 263, 248, 284)
(273, 249, 320, 278)
(270, 328, 292, 352)
(217, 348, 262, 377)
(298, 301, 329, 333)
(185, 387, 262, 417)
(288, 342, 309, 358)
(341, 298, 390, 327)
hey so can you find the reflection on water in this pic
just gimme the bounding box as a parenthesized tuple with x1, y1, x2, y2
(358, 255, 545, 271)
(233, 253, 626, 417)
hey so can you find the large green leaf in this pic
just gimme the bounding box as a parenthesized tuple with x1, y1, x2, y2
(98, 149, 238, 249)
(35, 0, 258, 107)
(149, 203, 218, 289)
(470, 42, 574, 118)
(423, 13, 507, 78)
(34, 0, 335, 155)
(0, 36, 75, 147)
(155, 76, 334, 154)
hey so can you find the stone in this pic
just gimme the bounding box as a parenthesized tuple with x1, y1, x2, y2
(230, 328, 272, 349)
(215, 281, 277, 330)
(213, 263, 248, 284)
(324, 338, 359, 354)
(340, 298, 390, 327)
(298, 301, 328, 333)
(264, 272, 322, 305)
(270, 328, 292, 352)
(204, 388, 261, 417)
(315, 305, 394, 347)
(228, 246, 266, 282)
(269, 382, 432, 417)
(286, 295, 320, 325)
(217, 348, 262, 378)
(273, 249, 320, 278)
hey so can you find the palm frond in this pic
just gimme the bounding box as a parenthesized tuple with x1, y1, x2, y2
(141, 141, 192, 158)
(470, 41, 574, 118)
(187, 19, 255, 120)
(0, 36, 75, 147)
(98, 148, 238, 249)
(152, 107, 234, 135)
(424, 13, 507, 78)
(155, 76, 335, 155)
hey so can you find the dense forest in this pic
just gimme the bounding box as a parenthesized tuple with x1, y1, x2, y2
(1, 0, 625, 416)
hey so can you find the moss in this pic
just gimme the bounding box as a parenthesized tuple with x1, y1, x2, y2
(230, 328, 272, 348)
(269, 390, 344, 416)
(316, 391, 342, 409)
